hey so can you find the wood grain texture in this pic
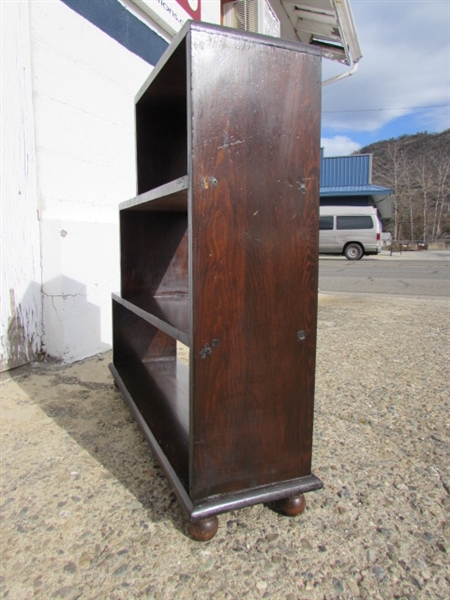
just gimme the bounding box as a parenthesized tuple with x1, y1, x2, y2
(112, 300, 189, 487)
(112, 22, 322, 516)
(121, 211, 188, 297)
(189, 28, 321, 500)
(112, 293, 190, 345)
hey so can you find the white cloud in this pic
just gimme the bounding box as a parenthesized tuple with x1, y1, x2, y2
(321, 135, 361, 157)
(321, 1, 450, 135)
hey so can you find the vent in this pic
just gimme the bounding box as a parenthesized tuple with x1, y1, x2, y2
(223, 0, 281, 37)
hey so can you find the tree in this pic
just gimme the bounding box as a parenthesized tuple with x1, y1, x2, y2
(359, 130, 450, 243)
(433, 153, 450, 239)
(415, 155, 434, 242)
(371, 139, 406, 240)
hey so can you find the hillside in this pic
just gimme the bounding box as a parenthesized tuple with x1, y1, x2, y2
(357, 130, 450, 242)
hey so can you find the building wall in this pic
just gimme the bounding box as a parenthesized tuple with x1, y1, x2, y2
(28, 0, 160, 363)
(1, 2, 42, 371)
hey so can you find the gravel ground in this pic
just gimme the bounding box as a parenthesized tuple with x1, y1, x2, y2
(1, 293, 449, 600)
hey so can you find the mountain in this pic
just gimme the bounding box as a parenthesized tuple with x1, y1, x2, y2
(357, 130, 450, 242)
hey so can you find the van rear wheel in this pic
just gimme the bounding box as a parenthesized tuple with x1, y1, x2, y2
(344, 243, 363, 260)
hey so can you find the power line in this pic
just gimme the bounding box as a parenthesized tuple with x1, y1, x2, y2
(323, 104, 449, 114)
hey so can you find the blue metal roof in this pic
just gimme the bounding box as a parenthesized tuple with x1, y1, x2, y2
(320, 153, 391, 197)
(321, 154, 370, 187)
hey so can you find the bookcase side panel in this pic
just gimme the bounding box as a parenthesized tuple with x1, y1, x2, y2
(189, 30, 322, 501)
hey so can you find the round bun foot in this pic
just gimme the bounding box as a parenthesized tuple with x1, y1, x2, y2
(277, 494, 306, 517)
(188, 516, 219, 541)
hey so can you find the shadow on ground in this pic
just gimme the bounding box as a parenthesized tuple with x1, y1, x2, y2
(8, 353, 188, 536)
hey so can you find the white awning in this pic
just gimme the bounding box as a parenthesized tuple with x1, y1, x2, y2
(280, 0, 362, 66)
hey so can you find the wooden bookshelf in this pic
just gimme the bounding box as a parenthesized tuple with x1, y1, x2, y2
(110, 21, 323, 541)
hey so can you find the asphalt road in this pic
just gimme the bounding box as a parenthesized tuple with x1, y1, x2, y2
(318, 251, 450, 297)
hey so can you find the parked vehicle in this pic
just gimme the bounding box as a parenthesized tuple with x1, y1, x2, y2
(319, 206, 382, 260)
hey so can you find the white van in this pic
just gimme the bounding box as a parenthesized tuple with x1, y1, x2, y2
(319, 206, 382, 260)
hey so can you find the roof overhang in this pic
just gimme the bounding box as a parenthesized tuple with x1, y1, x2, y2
(320, 185, 392, 197)
(320, 186, 394, 219)
(280, 0, 362, 66)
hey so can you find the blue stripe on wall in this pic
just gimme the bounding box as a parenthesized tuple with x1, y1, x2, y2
(61, 0, 168, 66)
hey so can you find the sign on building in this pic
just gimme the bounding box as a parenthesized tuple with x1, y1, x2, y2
(133, 0, 220, 35)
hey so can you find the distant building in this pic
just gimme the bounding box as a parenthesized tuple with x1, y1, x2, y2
(320, 153, 393, 219)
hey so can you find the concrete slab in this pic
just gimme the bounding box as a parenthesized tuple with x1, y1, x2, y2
(1, 294, 449, 599)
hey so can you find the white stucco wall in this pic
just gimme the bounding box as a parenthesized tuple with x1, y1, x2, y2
(29, 0, 152, 362)
(1, 1, 42, 371)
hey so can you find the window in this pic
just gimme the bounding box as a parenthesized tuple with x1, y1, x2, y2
(319, 216, 334, 230)
(336, 216, 373, 230)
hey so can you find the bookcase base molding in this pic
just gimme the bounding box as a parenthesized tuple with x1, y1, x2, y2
(109, 361, 322, 541)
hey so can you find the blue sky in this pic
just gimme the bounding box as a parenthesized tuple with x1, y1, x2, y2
(320, 0, 450, 156)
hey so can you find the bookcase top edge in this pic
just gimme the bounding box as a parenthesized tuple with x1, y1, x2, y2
(134, 21, 191, 104)
(135, 20, 321, 104)
(188, 21, 322, 57)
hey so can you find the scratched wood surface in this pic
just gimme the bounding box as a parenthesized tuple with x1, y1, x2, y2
(189, 28, 322, 500)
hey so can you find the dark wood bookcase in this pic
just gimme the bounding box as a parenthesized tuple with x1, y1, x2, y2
(110, 21, 323, 541)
